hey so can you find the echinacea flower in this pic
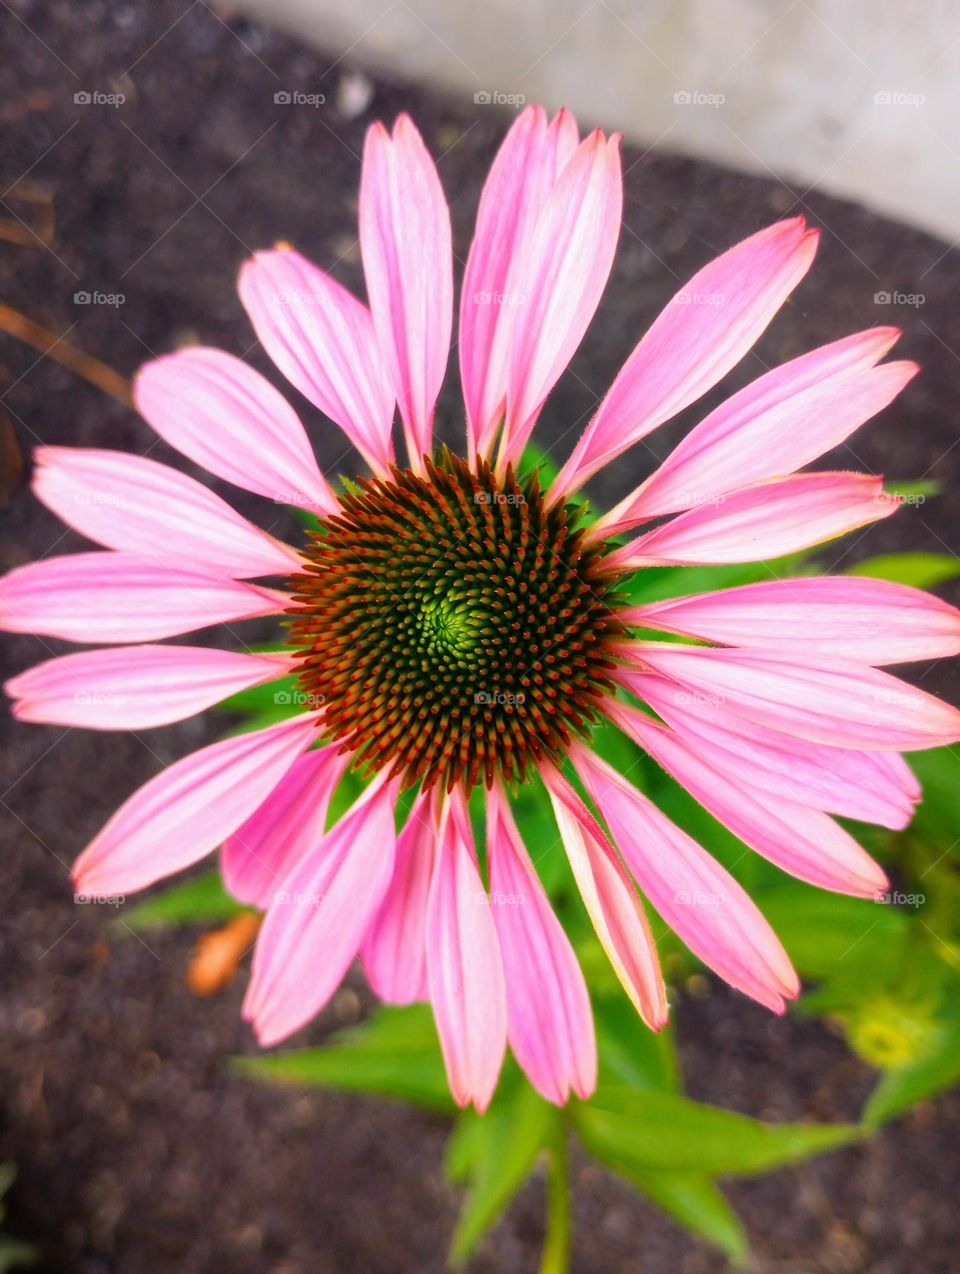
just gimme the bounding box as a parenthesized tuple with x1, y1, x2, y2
(4, 105, 960, 1112)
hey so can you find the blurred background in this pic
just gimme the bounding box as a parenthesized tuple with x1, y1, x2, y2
(1, 2, 958, 1272)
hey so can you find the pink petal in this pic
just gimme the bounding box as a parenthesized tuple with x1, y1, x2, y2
(609, 473, 897, 570)
(32, 447, 300, 578)
(553, 217, 819, 497)
(244, 777, 397, 1046)
(499, 129, 623, 469)
(237, 248, 395, 474)
(360, 115, 453, 466)
(72, 713, 319, 897)
(5, 645, 294, 730)
(602, 343, 915, 531)
(625, 645, 960, 751)
(572, 744, 799, 1012)
(544, 765, 667, 1029)
(0, 552, 289, 643)
(610, 702, 888, 898)
(134, 347, 336, 516)
(361, 790, 436, 1004)
(628, 575, 960, 665)
(631, 671, 917, 829)
(460, 106, 578, 458)
(486, 784, 596, 1104)
(221, 745, 350, 910)
(426, 792, 506, 1111)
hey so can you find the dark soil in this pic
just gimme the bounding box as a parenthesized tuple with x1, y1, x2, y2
(0, 3, 957, 1272)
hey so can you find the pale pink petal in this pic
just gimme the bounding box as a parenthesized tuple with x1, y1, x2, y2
(222, 745, 350, 910)
(238, 248, 395, 474)
(624, 645, 960, 751)
(608, 473, 897, 570)
(544, 765, 667, 1029)
(5, 645, 294, 730)
(426, 792, 506, 1111)
(0, 552, 289, 643)
(610, 702, 888, 898)
(72, 713, 319, 897)
(361, 790, 436, 1005)
(553, 217, 819, 497)
(601, 344, 915, 532)
(32, 447, 300, 578)
(486, 784, 596, 1104)
(572, 744, 799, 1012)
(244, 777, 397, 1046)
(360, 115, 453, 466)
(460, 106, 578, 458)
(627, 575, 960, 665)
(632, 671, 917, 829)
(134, 347, 336, 516)
(499, 130, 623, 468)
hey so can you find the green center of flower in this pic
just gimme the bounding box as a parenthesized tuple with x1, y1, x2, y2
(286, 450, 626, 793)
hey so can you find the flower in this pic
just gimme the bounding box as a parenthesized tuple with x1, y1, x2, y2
(3, 105, 959, 1112)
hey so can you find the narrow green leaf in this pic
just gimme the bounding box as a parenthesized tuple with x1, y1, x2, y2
(119, 870, 243, 931)
(753, 885, 908, 979)
(231, 1004, 455, 1112)
(574, 1086, 861, 1175)
(846, 552, 960, 588)
(863, 1019, 960, 1128)
(617, 1165, 748, 1262)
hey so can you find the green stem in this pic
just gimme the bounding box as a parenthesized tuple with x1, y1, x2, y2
(539, 1122, 572, 1274)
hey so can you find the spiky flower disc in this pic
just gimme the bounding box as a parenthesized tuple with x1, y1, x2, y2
(287, 451, 627, 792)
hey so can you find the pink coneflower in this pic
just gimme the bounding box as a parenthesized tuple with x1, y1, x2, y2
(3, 106, 959, 1111)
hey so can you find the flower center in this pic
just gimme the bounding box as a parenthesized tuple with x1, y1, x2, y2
(287, 450, 626, 793)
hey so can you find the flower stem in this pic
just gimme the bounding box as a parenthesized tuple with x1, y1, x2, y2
(539, 1123, 572, 1274)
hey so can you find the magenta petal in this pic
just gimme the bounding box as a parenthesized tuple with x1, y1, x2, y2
(612, 703, 888, 898)
(426, 792, 506, 1111)
(572, 744, 799, 1013)
(221, 745, 350, 910)
(72, 713, 319, 897)
(486, 785, 596, 1103)
(5, 645, 293, 730)
(134, 347, 336, 515)
(544, 765, 667, 1029)
(554, 217, 819, 496)
(32, 447, 300, 578)
(244, 778, 397, 1046)
(0, 552, 288, 643)
(628, 575, 960, 665)
(609, 472, 898, 569)
(460, 106, 578, 458)
(624, 646, 960, 752)
(360, 115, 453, 466)
(238, 248, 395, 474)
(361, 790, 436, 1005)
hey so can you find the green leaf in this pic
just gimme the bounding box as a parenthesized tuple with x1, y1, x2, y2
(906, 746, 960, 853)
(619, 1167, 748, 1262)
(119, 870, 243, 931)
(446, 1080, 556, 1263)
(213, 673, 300, 715)
(231, 1004, 456, 1112)
(574, 1085, 861, 1175)
(884, 478, 941, 499)
(593, 994, 679, 1092)
(846, 552, 960, 588)
(753, 885, 908, 979)
(863, 1019, 960, 1128)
